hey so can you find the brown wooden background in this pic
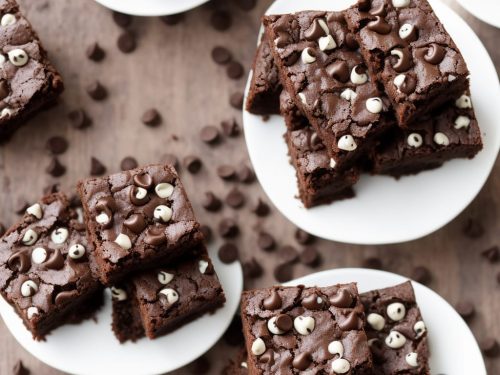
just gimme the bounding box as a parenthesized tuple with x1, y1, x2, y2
(0, 0, 498, 374)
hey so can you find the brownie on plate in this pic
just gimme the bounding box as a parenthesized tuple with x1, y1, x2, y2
(0, 0, 64, 142)
(0, 193, 102, 340)
(111, 244, 225, 342)
(77, 164, 204, 285)
(361, 281, 430, 375)
(241, 284, 372, 374)
(222, 348, 249, 375)
(345, 0, 469, 126)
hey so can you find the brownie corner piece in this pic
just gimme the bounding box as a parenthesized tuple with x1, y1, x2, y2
(77, 163, 203, 285)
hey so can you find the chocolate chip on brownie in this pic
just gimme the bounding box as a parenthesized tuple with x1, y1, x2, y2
(90, 157, 106, 176)
(86, 42, 105, 62)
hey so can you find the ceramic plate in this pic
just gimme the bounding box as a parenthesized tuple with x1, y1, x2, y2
(93, 0, 209, 16)
(455, 0, 500, 28)
(243, 0, 500, 245)
(285, 268, 486, 374)
(0, 245, 242, 375)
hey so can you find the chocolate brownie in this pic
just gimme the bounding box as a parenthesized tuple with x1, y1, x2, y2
(345, 0, 469, 126)
(240, 284, 372, 374)
(0, 0, 64, 142)
(111, 245, 225, 341)
(279, 90, 309, 131)
(223, 348, 249, 375)
(77, 164, 203, 285)
(263, 11, 394, 171)
(0, 193, 102, 340)
(245, 34, 282, 115)
(361, 281, 430, 374)
(372, 91, 482, 177)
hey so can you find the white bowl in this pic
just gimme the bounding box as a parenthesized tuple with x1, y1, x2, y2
(93, 0, 210, 17)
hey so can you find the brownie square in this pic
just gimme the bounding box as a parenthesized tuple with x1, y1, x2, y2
(241, 284, 372, 374)
(372, 91, 482, 177)
(111, 244, 225, 342)
(345, 0, 469, 126)
(263, 11, 394, 171)
(0, 0, 64, 142)
(0, 193, 102, 340)
(77, 164, 203, 285)
(222, 348, 249, 375)
(361, 281, 430, 374)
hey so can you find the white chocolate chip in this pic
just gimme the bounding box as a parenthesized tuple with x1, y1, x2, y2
(387, 302, 406, 321)
(319, 35, 337, 51)
(298, 92, 307, 105)
(391, 49, 403, 61)
(394, 74, 406, 90)
(454, 115, 470, 129)
(367, 313, 385, 331)
(51, 227, 69, 244)
(267, 316, 285, 335)
(327, 340, 344, 357)
(251, 337, 266, 356)
(329, 158, 336, 169)
(331, 358, 350, 374)
(301, 47, 316, 64)
(8, 48, 28, 67)
(366, 97, 383, 114)
(368, 338, 379, 347)
(198, 260, 209, 274)
(158, 271, 174, 285)
(135, 187, 148, 200)
(154, 205, 173, 223)
(0, 54, 5, 64)
(27, 306, 39, 319)
(1, 13, 16, 26)
(159, 288, 179, 305)
(399, 23, 414, 39)
(0, 107, 12, 118)
(293, 315, 315, 335)
(414, 320, 426, 338)
(318, 19, 330, 35)
(76, 207, 84, 224)
(350, 65, 368, 84)
(96, 212, 110, 225)
(21, 280, 38, 297)
(240, 362, 248, 369)
(114, 233, 132, 250)
(407, 133, 423, 148)
(22, 229, 38, 245)
(385, 330, 407, 349)
(448, 74, 456, 82)
(111, 286, 127, 301)
(406, 352, 418, 367)
(433, 132, 449, 146)
(340, 88, 357, 102)
(155, 183, 174, 198)
(455, 94, 472, 109)
(69, 244, 85, 259)
(26, 203, 43, 219)
(31, 247, 47, 264)
(338, 135, 357, 151)
(392, 0, 410, 8)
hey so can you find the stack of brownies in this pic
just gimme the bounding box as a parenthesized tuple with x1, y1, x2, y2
(0, 163, 226, 342)
(246, 0, 483, 208)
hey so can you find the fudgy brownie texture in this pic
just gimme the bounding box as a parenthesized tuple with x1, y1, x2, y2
(241, 284, 373, 374)
(0, 193, 102, 340)
(372, 91, 482, 177)
(246, 34, 282, 115)
(280, 90, 309, 131)
(345, 0, 469, 126)
(0, 0, 64, 142)
(263, 11, 394, 172)
(111, 245, 225, 342)
(361, 281, 430, 374)
(77, 164, 203, 285)
(222, 348, 249, 375)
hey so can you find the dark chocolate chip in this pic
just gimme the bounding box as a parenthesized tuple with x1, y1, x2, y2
(200, 125, 220, 144)
(90, 157, 106, 176)
(86, 81, 107, 101)
(223, 316, 244, 346)
(275, 313, 293, 331)
(362, 256, 382, 269)
(274, 263, 293, 283)
(162, 154, 178, 169)
(212, 46, 232, 65)
(339, 311, 361, 330)
(46, 136, 68, 155)
(117, 31, 136, 53)
(497, 271, 500, 285)
(55, 289, 78, 305)
(44, 249, 64, 270)
(358, 0, 371, 11)
(7, 252, 30, 273)
(243, 257, 263, 279)
(326, 60, 349, 82)
(141, 108, 161, 126)
(235, 0, 256, 11)
(200, 224, 212, 243)
(252, 198, 269, 217)
(218, 243, 239, 264)
(0, 223, 5, 237)
(46, 157, 66, 177)
(202, 192, 222, 212)
(258, 231, 275, 251)
(13, 360, 30, 375)
(330, 288, 353, 308)
(304, 19, 328, 41)
(263, 290, 282, 310)
(144, 225, 167, 246)
(278, 245, 299, 264)
(302, 293, 324, 310)
(225, 188, 245, 209)
(160, 14, 184, 26)
(300, 246, 320, 267)
(229, 92, 244, 110)
(219, 218, 239, 238)
(221, 118, 240, 137)
(14, 198, 29, 215)
(211, 10, 231, 31)
(120, 156, 138, 171)
(411, 266, 432, 285)
(481, 246, 499, 263)
(259, 349, 275, 365)
(399, 74, 417, 95)
(295, 228, 315, 245)
(86, 42, 105, 61)
(455, 301, 475, 321)
(370, 2, 386, 16)
(367, 16, 391, 34)
(133, 172, 153, 189)
(237, 164, 254, 183)
(68, 109, 91, 129)
(292, 352, 312, 371)
(424, 43, 446, 65)
(227, 61, 244, 79)
(480, 338, 499, 357)
(183, 155, 202, 174)
(462, 218, 484, 239)
(112, 11, 132, 28)
(345, 33, 359, 50)
(391, 47, 413, 73)
(217, 165, 236, 180)
(123, 213, 147, 234)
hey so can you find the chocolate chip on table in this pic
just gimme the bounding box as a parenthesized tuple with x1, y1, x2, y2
(221, 118, 240, 137)
(112, 11, 132, 28)
(117, 31, 136, 53)
(86, 81, 107, 101)
(210, 10, 232, 31)
(211, 46, 232, 65)
(227, 61, 244, 79)
(218, 243, 239, 264)
(202, 192, 222, 212)
(237, 164, 255, 183)
(362, 256, 383, 270)
(497, 271, 500, 285)
(13, 360, 30, 375)
(455, 301, 475, 321)
(225, 187, 245, 208)
(274, 263, 293, 283)
(46, 157, 66, 177)
(183, 155, 202, 174)
(14, 198, 29, 215)
(160, 14, 184, 26)
(295, 228, 315, 245)
(236, 0, 257, 11)
(0, 223, 5, 237)
(462, 218, 484, 239)
(187, 355, 211, 374)
(258, 231, 275, 251)
(141, 108, 161, 126)
(223, 316, 244, 346)
(278, 245, 299, 264)
(229, 92, 244, 110)
(243, 257, 263, 279)
(481, 245, 499, 263)
(200, 125, 220, 144)
(120, 156, 138, 171)
(46, 136, 68, 155)
(480, 337, 499, 357)
(411, 266, 432, 285)
(90, 157, 106, 176)
(217, 165, 236, 180)
(162, 153, 178, 169)
(252, 198, 270, 217)
(200, 224, 212, 243)
(300, 246, 321, 267)
(219, 218, 239, 238)
(86, 42, 105, 61)
(68, 109, 91, 129)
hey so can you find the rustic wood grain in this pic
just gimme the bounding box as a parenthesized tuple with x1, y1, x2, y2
(0, 0, 498, 374)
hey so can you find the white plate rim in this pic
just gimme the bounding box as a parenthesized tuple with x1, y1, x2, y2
(455, 0, 500, 29)
(93, 0, 210, 17)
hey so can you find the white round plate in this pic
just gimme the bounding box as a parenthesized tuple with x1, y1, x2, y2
(0, 246, 242, 375)
(243, 0, 500, 245)
(285, 268, 486, 375)
(93, 0, 209, 16)
(455, 0, 500, 28)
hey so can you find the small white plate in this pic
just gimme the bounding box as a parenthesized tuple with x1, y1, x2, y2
(455, 0, 500, 29)
(93, 0, 209, 16)
(243, 0, 500, 245)
(285, 268, 486, 375)
(0, 246, 242, 375)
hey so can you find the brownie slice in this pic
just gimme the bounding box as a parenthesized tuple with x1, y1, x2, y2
(77, 164, 204, 285)
(345, 0, 469, 126)
(0, 193, 102, 340)
(222, 348, 249, 375)
(241, 284, 372, 374)
(372, 91, 482, 177)
(0, 0, 64, 142)
(361, 281, 430, 374)
(111, 244, 225, 342)
(263, 11, 394, 171)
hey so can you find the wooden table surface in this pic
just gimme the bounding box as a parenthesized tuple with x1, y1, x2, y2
(0, 0, 498, 374)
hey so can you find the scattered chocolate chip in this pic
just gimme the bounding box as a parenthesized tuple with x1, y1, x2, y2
(211, 10, 231, 31)
(68, 109, 91, 129)
(480, 338, 499, 357)
(160, 14, 184, 25)
(481, 245, 499, 263)
(227, 61, 244, 79)
(46, 136, 68, 155)
(202, 192, 222, 212)
(278, 245, 299, 264)
(223, 316, 244, 346)
(236, 0, 257, 11)
(295, 228, 315, 245)
(252, 198, 270, 217)
(86, 42, 105, 61)
(218, 243, 239, 264)
(362, 257, 383, 269)
(200, 125, 220, 144)
(141, 108, 161, 126)
(258, 231, 275, 251)
(229, 92, 244, 109)
(200, 224, 212, 243)
(69, 193, 81, 207)
(274, 263, 293, 283)
(225, 187, 245, 208)
(211, 46, 232, 64)
(86, 81, 107, 101)
(183, 155, 202, 174)
(162, 153, 178, 169)
(120, 156, 138, 171)
(497, 271, 500, 285)
(46, 157, 66, 177)
(221, 118, 240, 137)
(462, 218, 484, 239)
(0, 223, 5, 237)
(187, 355, 211, 374)
(237, 164, 255, 183)
(43, 183, 60, 195)
(455, 301, 475, 321)
(90, 157, 106, 176)
(243, 257, 263, 279)
(300, 246, 320, 267)
(217, 165, 236, 180)
(112, 11, 132, 28)
(117, 31, 136, 53)
(14, 198, 29, 215)
(13, 360, 30, 375)
(411, 266, 432, 285)
(219, 218, 239, 238)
